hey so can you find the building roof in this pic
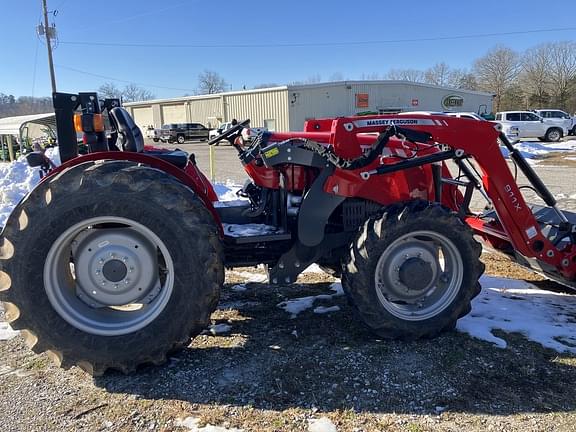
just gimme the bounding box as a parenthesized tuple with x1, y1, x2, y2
(0, 112, 56, 136)
(124, 80, 494, 107)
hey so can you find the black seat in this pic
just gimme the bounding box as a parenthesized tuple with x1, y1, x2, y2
(109, 107, 189, 168)
(109, 107, 144, 152)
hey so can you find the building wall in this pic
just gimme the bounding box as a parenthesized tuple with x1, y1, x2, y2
(132, 106, 154, 132)
(126, 82, 492, 134)
(223, 89, 289, 131)
(288, 82, 493, 130)
(287, 84, 349, 131)
(126, 88, 289, 131)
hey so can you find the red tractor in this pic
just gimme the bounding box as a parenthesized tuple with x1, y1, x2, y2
(1, 92, 575, 375)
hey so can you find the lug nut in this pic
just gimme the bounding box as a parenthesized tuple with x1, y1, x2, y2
(124, 279, 130, 285)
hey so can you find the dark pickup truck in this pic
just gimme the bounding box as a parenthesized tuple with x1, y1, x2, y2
(160, 123, 209, 144)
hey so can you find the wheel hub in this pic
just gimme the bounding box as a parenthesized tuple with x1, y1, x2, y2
(73, 228, 160, 307)
(102, 259, 127, 282)
(398, 257, 434, 291)
(373, 231, 464, 321)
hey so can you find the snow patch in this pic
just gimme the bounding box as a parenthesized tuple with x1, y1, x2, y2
(313, 305, 341, 314)
(277, 283, 344, 318)
(228, 270, 267, 283)
(308, 417, 337, 432)
(457, 275, 576, 353)
(212, 182, 242, 202)
(0, 322, 19, 341)
(302, 264, 325, 274)
(500, 139, 576, 162)
(175, 417, 243, 432)
(208, 324, 232, 335)
(231, 284, 247, 292)
(0, 147, 60, 228)
(222, 223, 283, 237)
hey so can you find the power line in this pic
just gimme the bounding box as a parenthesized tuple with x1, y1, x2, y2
(55, 64, 196, 92)
(59, 27, 576, 49)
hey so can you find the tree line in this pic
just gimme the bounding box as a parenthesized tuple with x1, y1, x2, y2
(0, 94, 53, 119)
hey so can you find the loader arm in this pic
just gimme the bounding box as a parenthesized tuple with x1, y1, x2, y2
(309, 114, 575, 280)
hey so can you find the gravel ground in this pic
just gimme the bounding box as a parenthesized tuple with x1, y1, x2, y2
(1, 253, 575, 432)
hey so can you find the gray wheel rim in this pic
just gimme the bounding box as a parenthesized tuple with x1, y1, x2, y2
(374, 230, 463, 321)
(44, 216, 175, 336)
(548, 130, 560, 141)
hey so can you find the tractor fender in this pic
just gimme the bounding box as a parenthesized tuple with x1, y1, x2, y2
(43, 151, 223, 235)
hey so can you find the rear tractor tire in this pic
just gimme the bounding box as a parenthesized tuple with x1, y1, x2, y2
(0, 161, 224, 375)
(342, 200, 483, 340)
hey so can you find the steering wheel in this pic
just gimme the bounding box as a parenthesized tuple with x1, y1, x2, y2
(207, 119, 251, 146)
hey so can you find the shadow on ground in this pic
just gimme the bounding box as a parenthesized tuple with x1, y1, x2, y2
(94, 278, 576, 416)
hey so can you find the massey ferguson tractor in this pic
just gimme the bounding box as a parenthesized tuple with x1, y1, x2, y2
(1, 92, 575, 375)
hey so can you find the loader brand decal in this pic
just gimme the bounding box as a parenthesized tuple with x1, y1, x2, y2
(353, 118, 437, 128)
(504, 184, 522, 211)
(442, 94, 464, 109)
(263, 146, 279, 158)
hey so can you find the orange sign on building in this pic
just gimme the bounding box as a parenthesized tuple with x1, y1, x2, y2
(356, 93, 369, 108)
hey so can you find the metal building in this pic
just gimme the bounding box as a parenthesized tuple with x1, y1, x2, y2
(124, 81, 494, 133)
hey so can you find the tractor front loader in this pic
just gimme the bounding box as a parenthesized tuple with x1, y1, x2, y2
(0, 91, 574, 375)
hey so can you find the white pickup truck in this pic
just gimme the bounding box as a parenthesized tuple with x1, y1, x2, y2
(494, 111, 568, 142)
(209, 122, 267, 144)
(144, 126, 161, 142)
(533, 109, 576, 136)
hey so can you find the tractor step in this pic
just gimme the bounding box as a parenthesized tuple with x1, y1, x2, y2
(222, 223, 291, 244)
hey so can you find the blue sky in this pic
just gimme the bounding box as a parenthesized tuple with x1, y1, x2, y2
(1, 0, 575, 99)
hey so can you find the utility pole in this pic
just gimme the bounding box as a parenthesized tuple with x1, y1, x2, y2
(41, 0, 57, 93)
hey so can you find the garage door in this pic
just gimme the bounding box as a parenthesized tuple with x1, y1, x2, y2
(132, 106, 154, 133)
(161, 104, 187, 125)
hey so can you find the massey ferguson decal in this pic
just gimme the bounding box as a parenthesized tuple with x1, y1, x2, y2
(352, 118, 438, 128)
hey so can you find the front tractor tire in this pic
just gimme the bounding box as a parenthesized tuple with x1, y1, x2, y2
(342, 200, 483, 340)
(0, 161, 224, 375)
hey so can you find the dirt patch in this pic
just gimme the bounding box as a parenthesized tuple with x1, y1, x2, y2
(0, 260, 575, 431)
(534, 151, 576, 167)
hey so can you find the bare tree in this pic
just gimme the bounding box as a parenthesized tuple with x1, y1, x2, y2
(520, 44, 552, 107)
(451, 69, 479, 90)
(98, 82, 122, 99)
(98, 82, 155, 103)
(385, 68, 424, 82)
(197, 70, 228, 94)
(473, 46, 521, 111)
(424, 62, 453, 87)
(547, 41, 576, 109)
